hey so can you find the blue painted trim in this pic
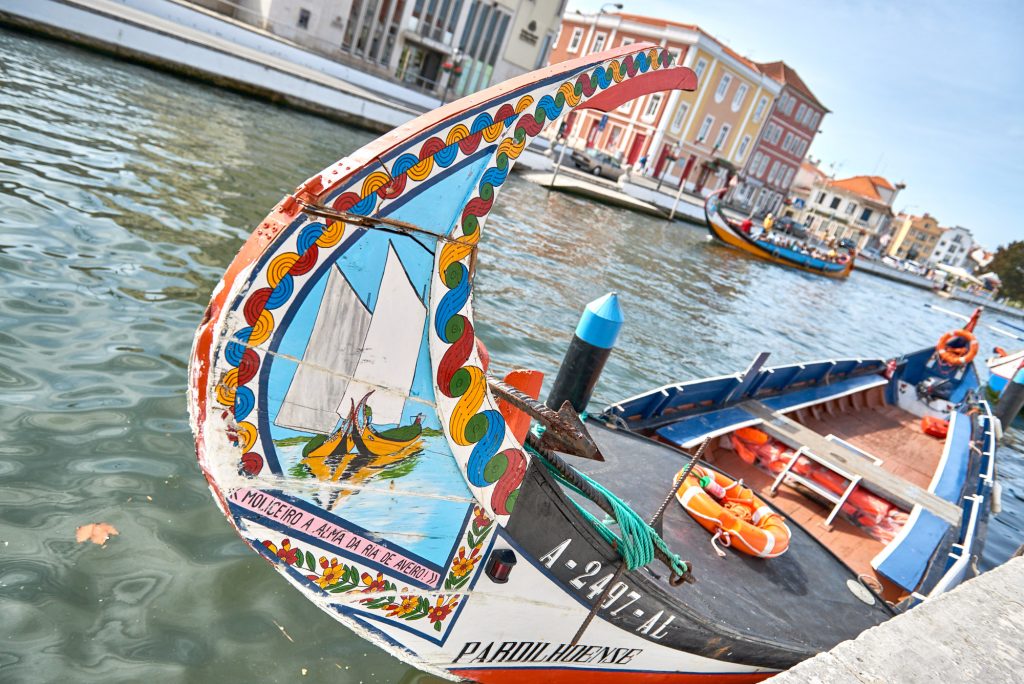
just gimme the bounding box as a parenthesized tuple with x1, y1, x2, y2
(874, 509, 950, 592)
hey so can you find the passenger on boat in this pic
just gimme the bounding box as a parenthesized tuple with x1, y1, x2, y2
(740, 217, 753, 234)
(763, 213, 774, 234)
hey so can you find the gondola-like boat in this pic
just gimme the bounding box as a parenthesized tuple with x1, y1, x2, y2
(189, 45, 996, 682)
(986, 348, 1024, 420)
(703, 189, 855, 278)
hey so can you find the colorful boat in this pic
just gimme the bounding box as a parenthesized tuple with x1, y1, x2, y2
(986, 348, 1024, 420)
(189, 45, 996, 682)
(601, 334, 997, 615)
(703, 189, 855, 278)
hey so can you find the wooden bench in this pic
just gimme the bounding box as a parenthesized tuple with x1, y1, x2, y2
(743, 400, 961, 526)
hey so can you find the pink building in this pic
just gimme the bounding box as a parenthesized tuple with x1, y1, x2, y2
(730, 61, 829, 216)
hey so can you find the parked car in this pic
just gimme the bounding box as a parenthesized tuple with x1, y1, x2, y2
(881, 255, 900, 268)
(775, 216, 808, 239)
(859, 248, 881, 261)
(570, 148, 624, 179)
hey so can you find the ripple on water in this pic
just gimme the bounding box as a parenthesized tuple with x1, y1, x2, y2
(0, 25, 1020, 684)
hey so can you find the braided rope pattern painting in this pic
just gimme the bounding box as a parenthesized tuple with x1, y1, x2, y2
(213, 47, 674, 514)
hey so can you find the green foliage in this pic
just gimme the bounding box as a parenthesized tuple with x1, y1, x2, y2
(989, 241, 1024, 301)
(274, 436, 313, 447)
(376, 453, 421, 480)
(287, 461, 314, 479)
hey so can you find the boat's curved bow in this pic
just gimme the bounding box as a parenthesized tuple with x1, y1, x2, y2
(186, 45, 808, 682)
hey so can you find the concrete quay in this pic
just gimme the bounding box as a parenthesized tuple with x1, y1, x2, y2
(768, 555, 1024, 683)
(0, 0, 425, 132)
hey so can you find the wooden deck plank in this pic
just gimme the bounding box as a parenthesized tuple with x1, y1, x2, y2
(742, 400, 961, 524)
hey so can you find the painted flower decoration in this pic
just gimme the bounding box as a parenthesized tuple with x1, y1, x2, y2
(262, 538, 299, 565)
(450, 547, 481, 578)
(361, 571, 388, 593)
(472, 506, 491, 530)
(427, 595, 459, 624)
(316, 557, 345, 588)
(386, 595, 421, 618)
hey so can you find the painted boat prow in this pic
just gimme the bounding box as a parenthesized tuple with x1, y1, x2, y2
(188, 44, 828, 682)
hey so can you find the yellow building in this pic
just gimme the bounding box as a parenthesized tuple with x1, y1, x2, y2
(887, 213, 944, 263)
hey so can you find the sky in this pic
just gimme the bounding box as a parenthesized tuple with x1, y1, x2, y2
(568, 0, 1023, 249)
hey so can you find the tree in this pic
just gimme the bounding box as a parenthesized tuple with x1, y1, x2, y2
(988, 241, 1024, 302)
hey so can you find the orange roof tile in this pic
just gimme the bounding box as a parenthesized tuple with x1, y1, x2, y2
(826, 175, 897, 203)
(754, 60, 830, 112)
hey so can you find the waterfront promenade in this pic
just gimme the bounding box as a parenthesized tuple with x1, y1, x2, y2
(0, 0, 426, 131)
(769, 555, 1024, 682)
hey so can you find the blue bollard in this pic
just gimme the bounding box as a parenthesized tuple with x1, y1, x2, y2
(546, 293, 624, 413)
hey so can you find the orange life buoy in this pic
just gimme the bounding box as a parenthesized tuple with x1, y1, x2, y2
(935, 329, 978, 366)
(675, 466, 791, 558)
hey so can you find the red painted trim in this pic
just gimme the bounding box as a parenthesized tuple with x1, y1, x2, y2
(450, 667, 772, 684)
(578, 67, 698, 113)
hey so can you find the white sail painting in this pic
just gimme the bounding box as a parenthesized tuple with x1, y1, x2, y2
(336, 245, 426, 425)
(274, 243, 425, 433)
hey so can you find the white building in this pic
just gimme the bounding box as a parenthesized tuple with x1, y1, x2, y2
(791, 174, 904, 250)
(226, 0, 565, 96)
(931, 226, 974, 269)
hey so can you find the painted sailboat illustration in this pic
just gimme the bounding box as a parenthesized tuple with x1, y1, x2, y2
(275, 244, 427, 485)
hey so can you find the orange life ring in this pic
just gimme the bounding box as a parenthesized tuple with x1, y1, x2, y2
(935, 329, 978, 366)
(675, 466, 791, 558)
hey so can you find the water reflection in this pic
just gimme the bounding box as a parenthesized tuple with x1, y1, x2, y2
(0, 26, 1020, 684)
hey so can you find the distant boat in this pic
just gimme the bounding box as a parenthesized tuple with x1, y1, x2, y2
(986, 348, 1024, 421)
(703, 188, 855, 278)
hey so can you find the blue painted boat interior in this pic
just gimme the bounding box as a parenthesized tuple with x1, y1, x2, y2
(604, 347, 993, 598)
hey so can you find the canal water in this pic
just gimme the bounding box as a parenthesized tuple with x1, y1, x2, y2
(1, 28, 1021, 683)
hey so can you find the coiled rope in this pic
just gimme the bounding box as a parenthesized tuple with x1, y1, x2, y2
(524, 437, 689, 578)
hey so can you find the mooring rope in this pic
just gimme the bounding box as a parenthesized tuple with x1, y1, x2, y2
(524, 439, 689, 578)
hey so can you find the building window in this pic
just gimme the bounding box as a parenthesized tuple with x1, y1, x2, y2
(795, 103, 807, 122)
(782, 167, 795, 187)
(860, 208, 873, 222)
(756, 154, 769, 178)
(297, 8, 311, 29)
(642, 93, 662, 122)
(713, 123, 731, 151)
(694, 58, 708, 80)
(782, 132, 793, 152)
(670, 103, 689, 133)
(817, 192, 827, 204)
(591, 32, 606, 53)
(731, 83, 748, 112)
(770, 124, 782, 145)
(608, 125, 623, 149)
(620, 37, 634, 47)
(782, 94, 795, 115)
(714, 73, 732, 102)
(696, 115, 714, 143)
(845, 201, 856, 215)
(829, 197, 841, 210)
(736, 134, 752, 161)
(767, 161, 780, 184)
(810, 112, 821, 130)
(567, 27, 583, 53)
(753, 96, 768, 123)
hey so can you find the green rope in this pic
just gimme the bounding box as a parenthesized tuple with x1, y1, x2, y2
(524, 441, 688, 577)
